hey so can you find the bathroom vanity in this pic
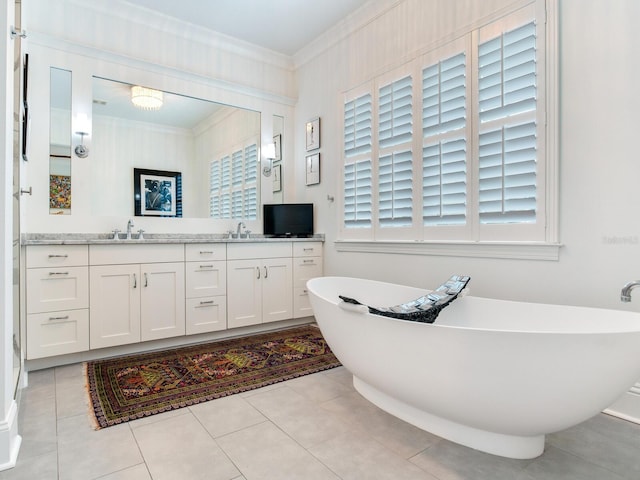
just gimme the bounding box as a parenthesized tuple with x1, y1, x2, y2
(23, 235, 323, 367)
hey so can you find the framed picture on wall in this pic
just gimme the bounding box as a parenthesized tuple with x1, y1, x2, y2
(273, 164, 282, 192)
(306, 153, 320, 186)
(305, 117, 320, 151)
(273, 134, 282, 161)
(134, 168, 182, 217)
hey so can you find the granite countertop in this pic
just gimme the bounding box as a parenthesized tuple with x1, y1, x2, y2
(22, 233, 325, 246)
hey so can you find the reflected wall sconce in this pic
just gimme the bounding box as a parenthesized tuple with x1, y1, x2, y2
(262, 143, 276, 177)
(131, 85, 164, 110)
(74, 113, 90, 158)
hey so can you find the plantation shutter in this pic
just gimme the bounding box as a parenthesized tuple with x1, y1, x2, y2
(378, 75, 413, 228)
(244, 143, 258, 219)
(344, 160, 372, 228)
(344, 94, 372, 157)
(209, 160, 220, 218)
(478, 21, 537, 224)
(422, 52, 467, 226)
(344, 93, 373, 229)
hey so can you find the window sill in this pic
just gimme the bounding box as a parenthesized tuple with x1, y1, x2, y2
(334, 240, 562, 261)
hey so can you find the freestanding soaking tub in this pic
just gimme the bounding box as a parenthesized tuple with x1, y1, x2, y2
(307, 276, 640, 459)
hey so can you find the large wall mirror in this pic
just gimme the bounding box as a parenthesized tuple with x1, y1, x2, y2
(90, 77, 261, 219)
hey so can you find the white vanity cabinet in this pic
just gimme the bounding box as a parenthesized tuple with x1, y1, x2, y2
(89, 244, 185, 349)
(25, 245, 90, 359)
(292, 242, 323, 318)
(227, 242, 293, 329)
(185, 244, 227, 335)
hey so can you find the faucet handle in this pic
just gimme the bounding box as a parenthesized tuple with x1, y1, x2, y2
(137, 229, 145, 240)
(111, 229, 121, 240)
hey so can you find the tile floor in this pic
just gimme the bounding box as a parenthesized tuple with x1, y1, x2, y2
(3, 362, 640, 480)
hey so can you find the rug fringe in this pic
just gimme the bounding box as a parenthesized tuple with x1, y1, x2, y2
(83, 362, 102, 431)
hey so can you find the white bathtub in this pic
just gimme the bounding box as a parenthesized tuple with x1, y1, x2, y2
(307, 276, 640, 459)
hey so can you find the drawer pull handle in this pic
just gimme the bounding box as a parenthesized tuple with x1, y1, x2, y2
(133, 273, 137, 288)
(303, 259, 314, 263)
(196, 300, 216, 308)
(144, 273, 148, 287)
(48, 254, 69, 258)
(256, 267, 260, 279)
(199, 265, 214, 269)
(199, 251, 214, 254)
(48, 315, 69, 321)
(49, 271, 69, 276)
(303, 248, 314, 252)
(264, 266, 268, 279)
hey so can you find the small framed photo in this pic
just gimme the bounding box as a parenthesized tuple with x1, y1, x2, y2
(305, 117, 320, 151)
(306, 153, 320, 186)
(272, 164, 282, 192)
(134, 168, 182, 217)
(273, 134, 282, 161)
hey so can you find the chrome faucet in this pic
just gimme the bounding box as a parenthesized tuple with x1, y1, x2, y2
(236, 222, 246, 238)
(620, 280, 640, 302)
(126, 219, 135, 240)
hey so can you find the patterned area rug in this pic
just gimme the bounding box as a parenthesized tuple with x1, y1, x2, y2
(86, 325, 340, 429)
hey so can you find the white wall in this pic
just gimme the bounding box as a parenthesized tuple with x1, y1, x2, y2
(293, 0, 640, 312)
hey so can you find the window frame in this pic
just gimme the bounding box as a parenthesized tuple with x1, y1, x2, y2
(337, 0, 559, 260)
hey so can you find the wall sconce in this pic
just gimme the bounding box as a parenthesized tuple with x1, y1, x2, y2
(74, 113, 90, 158)
(262, 143, 276, 177)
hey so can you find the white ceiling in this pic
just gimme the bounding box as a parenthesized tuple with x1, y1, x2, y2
(122, 0, 372, 56)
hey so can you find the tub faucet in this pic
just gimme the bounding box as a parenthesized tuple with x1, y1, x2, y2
(126, 219, 134, 240)
(620, 280, 640, 302)
(236, 222, 246, 238)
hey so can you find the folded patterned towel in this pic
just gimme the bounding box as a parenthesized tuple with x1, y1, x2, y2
(339, 275, 470, 324)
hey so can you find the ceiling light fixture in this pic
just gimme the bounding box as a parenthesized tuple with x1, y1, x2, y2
(131, 85, 163, 111)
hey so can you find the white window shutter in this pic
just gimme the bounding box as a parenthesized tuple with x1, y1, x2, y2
(379, 75, 413, 149)
(422, 51, 467, 227)
(345, 94, 372, 157)
(379, 150, 413, 227)
(344, 92, 373, 229)
(478, 21, 537, 225)
(344, 159, 372, 228)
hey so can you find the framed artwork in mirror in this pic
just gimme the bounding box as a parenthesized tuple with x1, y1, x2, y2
(273, 134, 282, 161)
(134, 168, 182, 217)
(305, 117, 320, 151)
(273, 164, 282, 192)
(306, 153, 320, 186)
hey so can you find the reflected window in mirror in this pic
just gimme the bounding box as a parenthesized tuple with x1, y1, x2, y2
(209, 141, 258, 219)
(49, 67, 72, 215)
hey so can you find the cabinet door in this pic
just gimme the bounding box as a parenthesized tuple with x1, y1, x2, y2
(262, 257, 293, 323)
(140, 262, 185, 341)
(90, 264, 140, 349)
(227, 259, 262, 328)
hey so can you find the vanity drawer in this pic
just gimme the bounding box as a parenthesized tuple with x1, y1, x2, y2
(90, 244, 184, 265)
(293, 287, 313, 318)
(186, 261, 226, 298)
(293, 257, 323, 287)
(27, 245, 88, 268)
(186, 296, 227, 335)
(185, 243, 227, 262)
(26, 266, 89, 314)
(26, 309, 89, 359)
(227, 242, 292, 260)
(293, 242, 323, 258)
